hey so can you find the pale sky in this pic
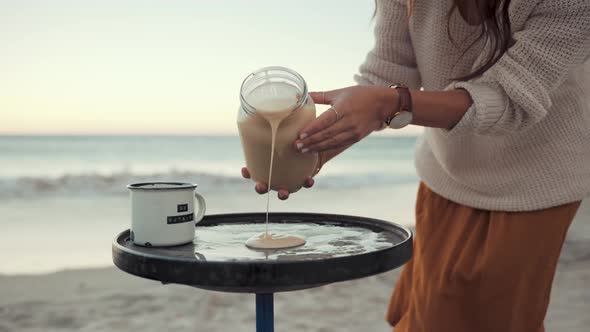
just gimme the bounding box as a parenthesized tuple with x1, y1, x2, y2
(0, 0, 422, 135)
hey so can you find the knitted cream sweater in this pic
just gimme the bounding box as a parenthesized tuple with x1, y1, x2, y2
(355, 0, 590, 211)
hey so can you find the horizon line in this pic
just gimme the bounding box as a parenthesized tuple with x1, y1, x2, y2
(0, 132, 421, 138)
(0, 133, 421, 137)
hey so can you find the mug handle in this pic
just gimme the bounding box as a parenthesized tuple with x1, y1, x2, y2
(194, 192, 207, 224)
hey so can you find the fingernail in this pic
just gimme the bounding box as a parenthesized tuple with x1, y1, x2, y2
(301, 148, 309, 154)
(299, 133, 308, 140)
(296, 142, 304, 150)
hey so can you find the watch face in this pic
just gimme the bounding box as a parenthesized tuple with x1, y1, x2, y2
(389, 111, 413, 129)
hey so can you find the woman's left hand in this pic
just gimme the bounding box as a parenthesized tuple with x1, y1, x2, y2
(294, 85, 397, 153)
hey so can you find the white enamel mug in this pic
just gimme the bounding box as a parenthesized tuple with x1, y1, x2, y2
(127, 182, 206, 247)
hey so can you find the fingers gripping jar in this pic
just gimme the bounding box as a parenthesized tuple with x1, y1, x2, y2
(237, 66, 318, 193)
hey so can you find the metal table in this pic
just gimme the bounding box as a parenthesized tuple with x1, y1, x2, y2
(112, 212, 413, 331)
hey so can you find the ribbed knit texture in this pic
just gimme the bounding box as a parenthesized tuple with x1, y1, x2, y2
(355, 0, 590, 211)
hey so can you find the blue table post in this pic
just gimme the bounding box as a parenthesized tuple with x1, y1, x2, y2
(255, 293, 274, 332)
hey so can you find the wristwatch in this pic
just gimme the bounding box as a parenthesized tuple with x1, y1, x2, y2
(384, 84, 413, 129)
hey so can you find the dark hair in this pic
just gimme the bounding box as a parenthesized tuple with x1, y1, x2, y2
(450, 0, 514, 81)
(374, 0, 514, 81)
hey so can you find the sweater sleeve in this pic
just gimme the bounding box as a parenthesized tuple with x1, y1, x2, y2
(354, 0, 422, 89)
(445, 0, 590, 137)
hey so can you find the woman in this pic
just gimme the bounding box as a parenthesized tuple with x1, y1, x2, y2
(242, 0, 590, 330)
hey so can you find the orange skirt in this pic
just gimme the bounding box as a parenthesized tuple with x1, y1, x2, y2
(387, 183, 580, 332)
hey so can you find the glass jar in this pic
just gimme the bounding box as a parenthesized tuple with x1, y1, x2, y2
(237, 66, 318, 193)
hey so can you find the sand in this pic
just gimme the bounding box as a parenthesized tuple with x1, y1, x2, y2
(1, 200, 588, 332)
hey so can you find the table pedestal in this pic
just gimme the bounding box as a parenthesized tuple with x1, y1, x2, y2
(256, 293, 274, 332)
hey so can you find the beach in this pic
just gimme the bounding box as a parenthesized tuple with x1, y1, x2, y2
(3, 0, 588, 329)
(0, 200, 588, 332)
(0, 198, 588, 332)
(1, 135, 588, 331)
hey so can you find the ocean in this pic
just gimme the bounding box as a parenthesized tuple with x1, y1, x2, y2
(0, 135, 420, 274)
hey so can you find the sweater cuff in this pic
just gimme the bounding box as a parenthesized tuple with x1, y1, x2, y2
(440, 81, 509, 137)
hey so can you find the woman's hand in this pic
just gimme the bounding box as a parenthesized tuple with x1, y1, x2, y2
(240, 167, 315, 200)
(295, 85, 397, 153)
(239, 86, 394, 199)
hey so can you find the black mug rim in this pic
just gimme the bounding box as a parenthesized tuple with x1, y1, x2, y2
(127, 182, 197, 191)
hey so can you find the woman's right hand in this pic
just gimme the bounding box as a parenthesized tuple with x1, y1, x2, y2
(240, 167, 314, 200)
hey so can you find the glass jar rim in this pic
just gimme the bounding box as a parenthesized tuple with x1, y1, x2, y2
(239, 66, 309, 115)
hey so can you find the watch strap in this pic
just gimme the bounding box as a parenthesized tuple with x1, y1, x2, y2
(385, 84, 413, 126)
(393, 84, 412, 113)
